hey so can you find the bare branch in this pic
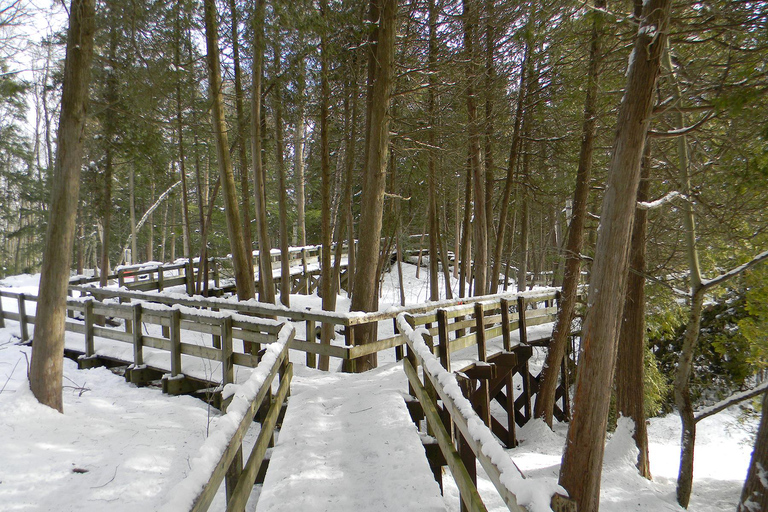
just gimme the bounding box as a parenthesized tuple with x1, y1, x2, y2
(637, 191, 682, 210)
(694, 380, 768, 423)
(701, 248, 768, 291)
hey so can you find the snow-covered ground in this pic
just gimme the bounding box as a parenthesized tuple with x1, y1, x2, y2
(0, 266, 758, 511)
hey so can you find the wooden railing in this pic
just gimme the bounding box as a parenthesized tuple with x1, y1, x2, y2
(162, 332, 293, 512)
(69, 283, 566, 371)
(0, 288, 293, 395)
(397, 313, 576, 512)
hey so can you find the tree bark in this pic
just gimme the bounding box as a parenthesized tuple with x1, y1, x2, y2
(29, 0, 95, 412)
(294, 52, 307, 248)
(273, 39, 290, 307)
(319, 0, 334, 371)
(427, 0, 439, 302)
(251, 0, 275, 304)
(462, 0, 486, 298)
(558, 2, 672, 511)
(203, 0, 255, 301)
(349, 0, 397, 372)
(738, 391, 768, 512)
(615, 142, 652, 479)
(229, 0, 254, 277)
(534, 0, 604, 426)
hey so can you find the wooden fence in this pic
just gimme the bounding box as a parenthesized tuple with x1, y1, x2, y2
(174, 334, 293, 512)
(397, 313, 577, 512)
(0, 288, 294, 397)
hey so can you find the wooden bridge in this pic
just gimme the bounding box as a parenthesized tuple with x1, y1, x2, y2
(0, 256, 579, 512)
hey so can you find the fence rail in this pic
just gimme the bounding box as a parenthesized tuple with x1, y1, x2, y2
(0, 288, 293, 395)
(397, 313, 576, 512)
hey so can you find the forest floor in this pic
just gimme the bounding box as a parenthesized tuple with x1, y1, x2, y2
(0, 265, 758, 511)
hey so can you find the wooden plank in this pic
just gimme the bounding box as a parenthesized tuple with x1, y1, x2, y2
(0, 289, 5, 327)
(290, 338, 349, 359)
(226, 363, 293, 512)
(437, 309, 451, 372)
(403, 358, 487, 512)
(93, 325, 133, 343)
(142, 335, 171, 351)
(517, 297, 528, 346)
(347, 334, 406, 359)
(231, 352, 259, 368)
(179, 343, 220, 361)
(64, 321, 86, 335)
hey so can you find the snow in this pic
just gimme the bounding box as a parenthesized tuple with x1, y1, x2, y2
(0, 266, 761, 511)
(255, 364, 447, 512)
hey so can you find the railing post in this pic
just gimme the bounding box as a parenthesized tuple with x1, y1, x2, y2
(306, 319, 316, 368)
(301, 248, 309, 294)
(67, 288, 74, 318)
(132, 303, 143, 366)
(500, 298, 511, 351)
(17, 293, 28, 342)
(0, 292, 5, 328)
(170, 308, 182, 377)
(221, 316, 234, 390)
(393, 318, 404, 361)
(474, 302, 491, 427)
(437, 309, 451, 372)
(158, 265, 165, 292)
(84, 299, 95, 357)
(516, 296, 528, 345)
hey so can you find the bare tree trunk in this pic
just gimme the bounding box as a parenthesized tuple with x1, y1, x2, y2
(459, 151, 472, 298)
(203, 0, 255, 301)
(462, 0, 486, 298)
(738, 391, 768, 512)
(251, 0, 275, 304)
(30, 0, 95, 412)
(615, 142, 652, 479)
(318, 0, 334, 371)
(229, 0, 254, 276)
(294, 53, 307, 248)
(534, 0, 604, 426)
(427, 0, 439, 302)
(483, 0, 496, 294)
(129, 168, 137, 264)
(558, 2, 672, 511)
(273, 39, 290, 307)
(516, 140, 530, 293)
(175, 0, 192, 262)
(349, 0, 397, 372)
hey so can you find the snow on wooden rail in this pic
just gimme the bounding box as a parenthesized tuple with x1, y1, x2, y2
(160, 322, 294, 512)
(397, 313, 574, 512)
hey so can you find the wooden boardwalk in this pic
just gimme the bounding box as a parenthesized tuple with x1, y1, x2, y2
(255, 366, 447, 512)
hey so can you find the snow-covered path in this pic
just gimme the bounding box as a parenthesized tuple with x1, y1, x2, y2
(255, 364, 447, 512)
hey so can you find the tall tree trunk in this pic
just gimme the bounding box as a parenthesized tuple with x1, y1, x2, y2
(462, 0, 486, 298)
(535, 0, 604, 426)
(427, 0, 439, 302)
(294, 52, 307, 248)
(738, 391, 768, 512)
(318, 0, 335, 371)
(349, 0, 397, 372)
(483, 0, 496, 294)
(516, 139, 530, 293)
(251, 0, 275, 304)
(615, 142, 652, 479)
(175, 0, 192, 262)
(229, 0, 254, 276)
(147, 181, 155, 261)
(459, 151, 472, 298)
(29, 0, 95, 412)
(99, 20, 117, 286)
(203, 0, 255, 301)
(129, 168, 137, 263)
(273, 39, 290, 307)
(558, 2, 672, 511)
